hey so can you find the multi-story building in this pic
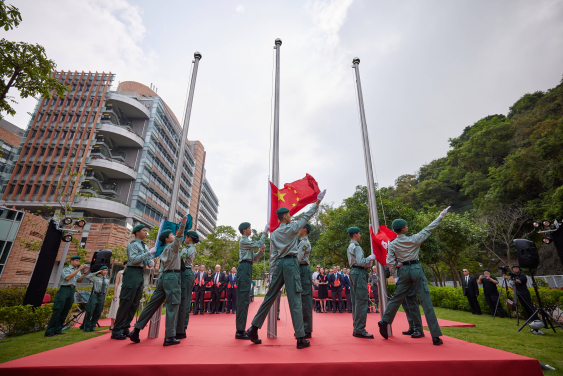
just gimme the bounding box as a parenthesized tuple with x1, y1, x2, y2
(0, 119, 24, 189)
(0, 71, 218, 280)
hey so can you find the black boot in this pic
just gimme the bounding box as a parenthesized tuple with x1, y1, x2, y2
(111, 333, 127, 340)
(123, 328, 130, 335)
(378, 320, 389, 339)
(402, 329, 414, 335)
(411, 331, 425, 339)
(353, 331, 374, 339)
(297, 337, 310, 349)
(163, 337, 181, 346)
(235, 331, 250, 340)
(127, 328, 140, 343)
(304, 332, 312, 339)
(432, 337, 443, 346)
(175, 332, 187, 339)
(245, 325, 262, 344)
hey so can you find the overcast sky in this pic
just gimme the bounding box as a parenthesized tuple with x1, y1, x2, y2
(5, 0, 563, 230)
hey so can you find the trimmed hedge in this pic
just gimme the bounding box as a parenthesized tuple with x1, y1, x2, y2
(0, 304, 52, 337)
(386, 284, 563, 320)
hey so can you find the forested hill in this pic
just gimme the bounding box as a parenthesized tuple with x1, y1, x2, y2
(387, 76, 563, 220)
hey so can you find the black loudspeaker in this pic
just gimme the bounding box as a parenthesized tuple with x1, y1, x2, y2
(552, 225, 563, 267)
(89, 249, 112, 273)
(23, 220, 63, 308)
(514, 239, 540, 269)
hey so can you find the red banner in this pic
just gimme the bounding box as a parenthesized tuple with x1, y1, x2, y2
(370, 225, 397, 266)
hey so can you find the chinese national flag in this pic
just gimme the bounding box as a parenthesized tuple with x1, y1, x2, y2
(370, 225, 397, 266)
(268, 174, 321, 232)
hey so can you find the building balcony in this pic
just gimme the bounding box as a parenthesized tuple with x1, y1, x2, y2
(86, 156, 137, 180)
(73, 195, 130, 218)
(106, 92, 150, 119)
(96, 122, 144, 148)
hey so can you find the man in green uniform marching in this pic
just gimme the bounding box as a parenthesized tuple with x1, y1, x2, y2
(81, 266, 110, 332)
(347, 227, 376, 339)
(45, 256, 88, 337)
(389, 260, 424, 338)
(111, 224, 155, 340)
(235, 222, 268, 340)
(297, 223, 313, 338)
(378, 207, 450, 345)
(245, 189, 326, 349)
(176, 230, 199, 339)
(128, 216, 187, 346)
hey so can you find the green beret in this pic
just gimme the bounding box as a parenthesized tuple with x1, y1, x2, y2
(132, 224, 146, 234)
(304, 223, 311, 232)
(392, 219, 407, 230)
(187, 230, 199, 239)
(276, 207, 289, 215)
(238, 222, 251, 231)
(347, 227, 360, 234)
(70, 255, 81, 261)
(100, 266, 108, 270)
(159, 230, 172, 244)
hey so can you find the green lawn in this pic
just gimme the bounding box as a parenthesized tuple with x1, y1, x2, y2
(0, 326, 110, 364)
(414, 307, 563, 375)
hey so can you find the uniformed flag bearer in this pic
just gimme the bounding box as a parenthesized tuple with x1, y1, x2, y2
(81, 266, 110, 332)
(45, 255, 88, 337)
(176, 230, 199, 339)
(389, 260, 424, 338)
(235, 222, 268, 339)
(378, 207, 449, 345)
(245, 189, 326, 349)
(347, 227, 376, 339)
(128, 216, 187, 346)
(297, 223, 313, 338)
(111, 224, 156, 340)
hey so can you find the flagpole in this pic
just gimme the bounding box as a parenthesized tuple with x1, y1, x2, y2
(148, 52, 202, 338)
(352, 57, 392, 336)
(267, 38, 282, 338)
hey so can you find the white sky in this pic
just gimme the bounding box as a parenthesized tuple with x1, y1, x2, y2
(5, 0, 563, 230)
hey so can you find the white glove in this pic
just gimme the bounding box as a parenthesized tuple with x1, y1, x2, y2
(317, 189, 326, 201)
(149, 246, 157, 255)
(368, 254, 376, 260)
(439, 206, 451, 218)
(259, 245, 266, 252)
(148, 260, 155, 268)
(264, 223, 270, 233)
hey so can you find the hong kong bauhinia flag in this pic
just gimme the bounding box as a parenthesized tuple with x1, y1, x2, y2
(268, 174, 321, 232)
(369, 224, 397, 266)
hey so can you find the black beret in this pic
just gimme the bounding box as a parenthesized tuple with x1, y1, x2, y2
(238, 222, 251, 231)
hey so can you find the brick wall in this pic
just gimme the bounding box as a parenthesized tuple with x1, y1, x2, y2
(0, 125, 22, 147)
(0, 212, 48, 284)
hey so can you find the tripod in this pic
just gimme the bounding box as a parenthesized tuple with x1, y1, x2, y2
(493, 276, 511, 320)
(517, 269, 563, 333)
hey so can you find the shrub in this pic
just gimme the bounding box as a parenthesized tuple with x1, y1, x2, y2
(0, 304, 52, 337)
(0, 288, 27, 307)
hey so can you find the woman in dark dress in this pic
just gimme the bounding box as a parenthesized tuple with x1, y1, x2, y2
(317, 267, 329, 313)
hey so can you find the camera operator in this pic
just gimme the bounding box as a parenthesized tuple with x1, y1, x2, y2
(478, 270, 503, 318)
(503, 265, 538, 321)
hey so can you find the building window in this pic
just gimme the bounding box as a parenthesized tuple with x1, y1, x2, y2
(0, 241, 14, 278)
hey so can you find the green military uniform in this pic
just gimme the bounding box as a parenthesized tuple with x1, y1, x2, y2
(389, 260, 423, 334)
(297, 233, 313, 335)
(236, 229, 266, 332)
(45, 257, 84, 336)
(112, 232, 152, 335)
(382, 217, 443, 338)
(82, 268, 110, 332)
(347, 233, 373, 336)
(135, 223, 186, 339)
(251, 204, 319, 338)
(177, 238, 197, 336)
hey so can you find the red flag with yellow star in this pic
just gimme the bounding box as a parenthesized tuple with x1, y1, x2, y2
(268, 173, 321, 232)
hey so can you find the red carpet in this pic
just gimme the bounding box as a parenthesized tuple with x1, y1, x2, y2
(1, 297, 541, 375)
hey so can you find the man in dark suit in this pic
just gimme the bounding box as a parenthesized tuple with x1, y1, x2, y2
(226, 267, 237, 314)
(210, 265, 226, 314)
(342, 268, 352, 312)
(462, 268, 482, 315)
(194, 264, 209, 315)
(328, 266, 344, 313)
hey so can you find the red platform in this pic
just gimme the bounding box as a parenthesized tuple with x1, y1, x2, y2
(0, 297, 542, 375)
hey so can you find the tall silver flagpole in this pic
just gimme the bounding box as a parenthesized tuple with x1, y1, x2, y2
(148, 51, 202, 338)
(352, 57, 392, 336)
(267, 38, 282, 338)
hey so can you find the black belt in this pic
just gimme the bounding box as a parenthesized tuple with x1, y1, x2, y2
(60, 285, 75, 288)
(94, 292, 104, 296)
(240, 260, 253, 264)
(352, 266, 365, 269)
(129, 266, 144, 269)
(299, 262, 309, 265)
(283, 254, 296, 259)
(401, 260, 419, 265)
(163, 269, 181, 273)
